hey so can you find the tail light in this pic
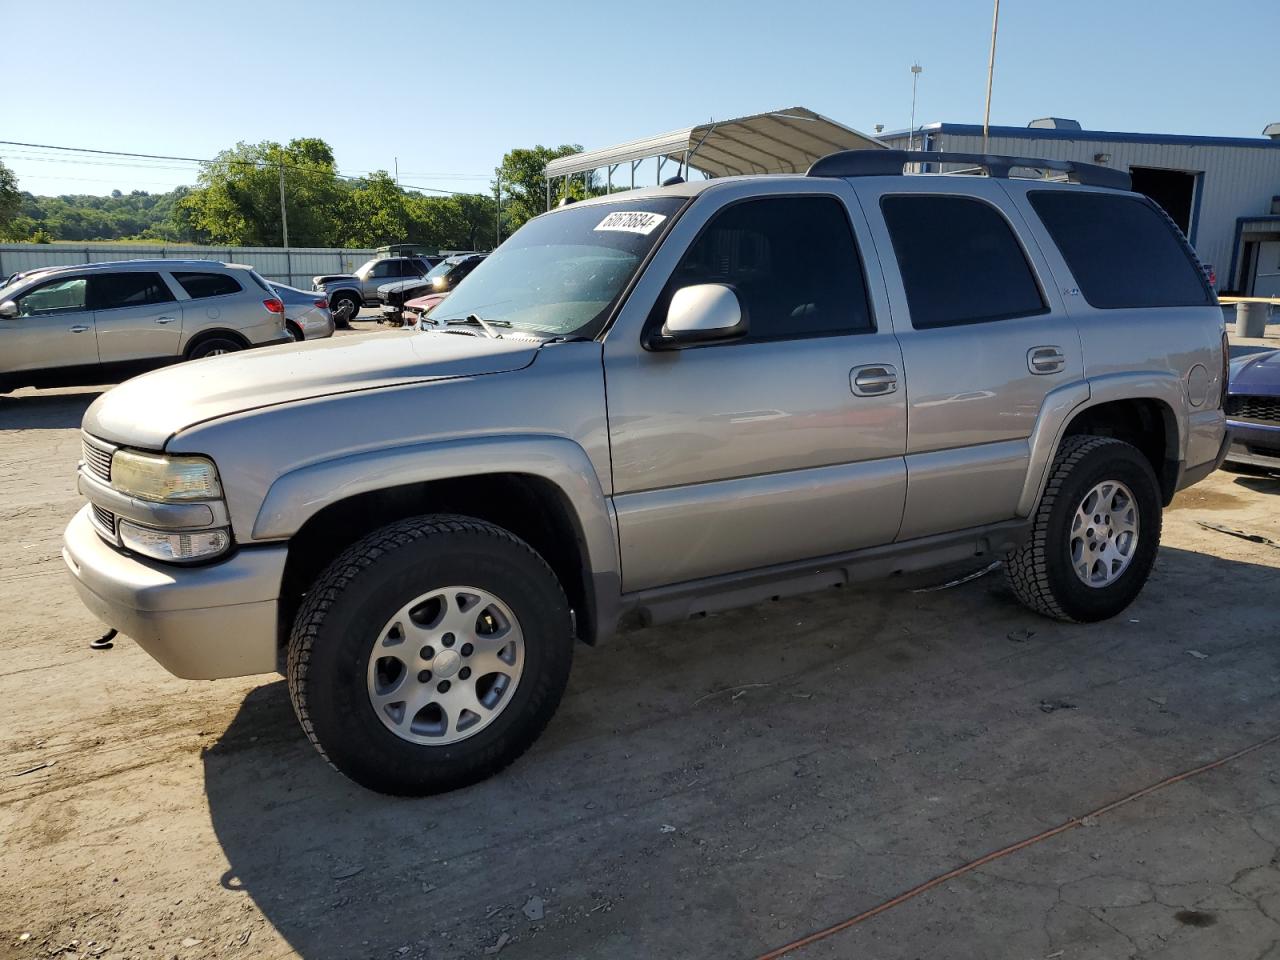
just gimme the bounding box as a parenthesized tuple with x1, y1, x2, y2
(1220, 330, 1230, 407)
(314, 297, 329, 309)
(264, 298, 284, 315)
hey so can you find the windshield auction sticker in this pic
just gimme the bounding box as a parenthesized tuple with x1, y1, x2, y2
(594, 211, 668, 235)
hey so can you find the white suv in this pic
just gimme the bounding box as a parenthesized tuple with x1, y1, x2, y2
(0, 259, 290, 392)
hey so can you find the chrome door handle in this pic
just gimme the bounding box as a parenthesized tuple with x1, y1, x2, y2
(1028, 346, 1065, 375)
(69, 325, 91, 334)
(156, 316, 176, 324)
(850, 363, 899, 397)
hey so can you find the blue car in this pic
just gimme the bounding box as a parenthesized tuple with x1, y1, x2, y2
(1225, 348, 1280, 471)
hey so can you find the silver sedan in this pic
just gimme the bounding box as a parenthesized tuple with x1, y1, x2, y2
(270, 283, 336, 341)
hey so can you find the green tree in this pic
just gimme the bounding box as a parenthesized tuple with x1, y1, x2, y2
(180, 137, 348, 246)
(494, 144, 588, 233)
(0, 161, 21, 239)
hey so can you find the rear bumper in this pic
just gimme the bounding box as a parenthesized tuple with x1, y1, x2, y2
(62, 505, 286, 679)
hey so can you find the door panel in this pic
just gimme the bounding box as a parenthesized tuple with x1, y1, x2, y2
(0, 275, 98, 377)
(92, 272, 181, 363)
(615, 458, 904, 591)
(852, 178, 1082, 540)
(604, 182, 908, 593)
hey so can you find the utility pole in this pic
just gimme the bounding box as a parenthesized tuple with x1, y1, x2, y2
(494, 171, 502, 249)
(278, 161, 289, 248)
(982, 0, 1001, 153)
(908, 63, 923, 152)
(394, 156, 399, 187)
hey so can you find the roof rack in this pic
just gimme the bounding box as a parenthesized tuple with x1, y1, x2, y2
(806, 149, 1131, 191)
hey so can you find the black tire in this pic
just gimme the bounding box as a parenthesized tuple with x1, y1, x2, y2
(186, 336, 245, 360)
(1005, 436, 1162, 622)
(331, 294, 359, 327)
(287, 515, 574, 796)
(285, 321, 304, 342)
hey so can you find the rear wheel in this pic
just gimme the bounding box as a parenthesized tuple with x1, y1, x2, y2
(286, 321, 304, 342)
(287, 515, 574, 795)
(1006, 436, 1161, 622)
(186, 336, 244, 360)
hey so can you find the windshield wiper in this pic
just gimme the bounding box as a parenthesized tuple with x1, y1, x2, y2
(442, 314, 510, 339)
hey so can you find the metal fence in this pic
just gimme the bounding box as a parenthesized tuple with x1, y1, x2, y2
(0, 243, 377, 289)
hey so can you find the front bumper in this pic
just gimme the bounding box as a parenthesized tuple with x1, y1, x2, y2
(62, 505, 286, 679)
(1224, 417, 1280, 469)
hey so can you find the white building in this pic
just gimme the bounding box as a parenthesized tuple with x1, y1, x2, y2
(879, 119, 1280, 296)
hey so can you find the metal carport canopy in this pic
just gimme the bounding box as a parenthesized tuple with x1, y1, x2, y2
(543, 107, 887, 181)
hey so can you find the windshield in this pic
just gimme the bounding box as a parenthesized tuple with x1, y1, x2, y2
(425, 258, 464, 281)
(428, 196, 686, 337)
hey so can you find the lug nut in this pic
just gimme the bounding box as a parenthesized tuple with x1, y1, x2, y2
(459, 667, 471, 680)
(418, 670, 432, 683)
(442, 633, 455, 648)
(437, 680, 451, 693)
(461, 643, 474, 657)
(420, 646, 434, 660)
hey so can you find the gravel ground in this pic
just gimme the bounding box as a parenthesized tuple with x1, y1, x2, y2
(1, 348, 1279, 960)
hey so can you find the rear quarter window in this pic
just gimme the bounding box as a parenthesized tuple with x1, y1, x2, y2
(1029, 191, 1213, 309)
(172, 271, 243, 299)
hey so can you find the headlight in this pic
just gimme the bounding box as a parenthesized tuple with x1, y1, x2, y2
(111, 450, 222, 502)
(118, 521, 230, 562)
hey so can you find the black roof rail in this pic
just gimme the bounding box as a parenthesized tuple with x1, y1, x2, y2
(806, 149, 1132, 191)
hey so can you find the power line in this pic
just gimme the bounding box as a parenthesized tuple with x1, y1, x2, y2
(0, 139, 491, 196)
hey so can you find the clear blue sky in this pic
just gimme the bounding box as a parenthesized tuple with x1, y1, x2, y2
(6, 0, 1278, 198)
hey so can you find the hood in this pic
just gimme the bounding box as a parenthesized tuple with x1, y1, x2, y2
(407, 292, 449, 311)
(378, 278, 431, 295)
(1229, 349, 1280, 397)
(84, 331, 541, 449)
(314, 273, 356, 286)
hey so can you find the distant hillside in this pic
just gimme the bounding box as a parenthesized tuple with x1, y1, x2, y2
(11, 188, 198, 242)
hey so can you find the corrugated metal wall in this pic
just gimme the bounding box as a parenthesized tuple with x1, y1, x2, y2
(880, 130, 1280, 291)
(0, 244, 377, 289)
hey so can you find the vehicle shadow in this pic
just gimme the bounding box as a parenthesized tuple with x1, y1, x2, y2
(202, 541, 1280, 960)
(1230, 473, 1280, 493)
(0, 389, 103, 430)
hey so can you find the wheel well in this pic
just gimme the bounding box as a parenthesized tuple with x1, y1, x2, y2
(278, 474, 597, 648)
(329, 288, 361, 306)
(1062, 398, 1179, 504)
(184, 328, 250, 358)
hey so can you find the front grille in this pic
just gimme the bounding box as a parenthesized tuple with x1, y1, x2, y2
(1226, 395, 1280, 425)
(91, 504, 117, 535)
(81, 434, 114, 481)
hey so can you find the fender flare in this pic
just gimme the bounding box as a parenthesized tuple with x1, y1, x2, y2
(326, 285, 363, 305)
(252, 434, 623, 640)
(1017, 372, 1187, 516)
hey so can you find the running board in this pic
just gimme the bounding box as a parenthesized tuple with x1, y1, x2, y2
(621, 519, 1030, 628)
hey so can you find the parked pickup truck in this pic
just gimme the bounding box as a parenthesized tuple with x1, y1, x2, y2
(313, 255, 438, 321)
(64, 150, 1230, 796)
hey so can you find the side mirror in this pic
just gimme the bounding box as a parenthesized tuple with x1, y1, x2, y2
(652, 283, 746, 349)
(0, 301, 16, 319)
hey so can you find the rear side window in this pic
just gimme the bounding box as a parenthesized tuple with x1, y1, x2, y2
(1029, 191, 1212, 309)
(92, 272, 174, 310)
(664, 195, 873, 340)
(880, 195, 1046, 329)
(173, 271, 242, 299)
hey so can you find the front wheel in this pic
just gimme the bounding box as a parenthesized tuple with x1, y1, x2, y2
(1005, 436, 1162, 622)
(287, 515, 574, 795)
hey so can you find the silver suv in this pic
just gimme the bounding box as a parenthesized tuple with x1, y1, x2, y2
(0, 259, 289, 392)
(63, 151, 1230, 796)
(312, 256, 434, 320)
